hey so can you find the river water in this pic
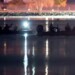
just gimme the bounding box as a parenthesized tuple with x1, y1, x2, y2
(0, 34, 75, 75)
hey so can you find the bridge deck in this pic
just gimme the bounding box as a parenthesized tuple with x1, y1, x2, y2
(0, 15, 75, 19)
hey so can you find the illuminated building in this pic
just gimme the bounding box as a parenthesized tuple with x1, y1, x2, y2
(54, 0, 67, 7)
(7, 0, 25, 5)
(5, 0, 67, 10)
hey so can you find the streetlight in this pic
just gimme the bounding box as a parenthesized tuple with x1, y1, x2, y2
(22, 21, 30, 30)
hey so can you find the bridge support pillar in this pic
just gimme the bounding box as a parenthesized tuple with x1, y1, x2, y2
(45, 18, 49, 32)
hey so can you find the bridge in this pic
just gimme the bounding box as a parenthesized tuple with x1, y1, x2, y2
(0, 15, 75, 19)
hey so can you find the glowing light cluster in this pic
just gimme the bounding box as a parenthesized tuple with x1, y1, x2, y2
(23, 21, 29, 28)
(55, 0, 67, 7)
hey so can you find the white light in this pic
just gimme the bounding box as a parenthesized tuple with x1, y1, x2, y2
(46, 18, 49, 31)
(46, 39, 49, 59)
(4, 8, 7, 11)
(28, 8, 30, 11)
(24, 33, 28, 37)
(52, 9, 54, 12)
(32, 66, 35, 75)
(24, 33, 28, 75)
(2, 16, 75, 19)
(23, 21, 29, 28)
(45, 64, 48, 75)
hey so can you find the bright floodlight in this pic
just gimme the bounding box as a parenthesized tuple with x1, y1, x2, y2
(24, 33, 28, 37)
(23, 21, 29, 28)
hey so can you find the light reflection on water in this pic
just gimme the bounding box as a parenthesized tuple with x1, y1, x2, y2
(45, 39, 49, 59)
(0, 35, 75, 75)
(24, 33, 28, 75)
(32, 65, 35, 75)
(45, 63, 48, 75)
(4, 41, 7, 55)
(32, 42, 35, 57)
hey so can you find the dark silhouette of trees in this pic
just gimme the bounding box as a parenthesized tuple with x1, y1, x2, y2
(49, 23, 60, 33)
(72, 26, 75, 30)
(65, 23, 71, 32)
(56, 25, 60, 32)
(49, 23, 54, 32)
(72, 26, 75, 34)
(36, 25, 44, 35)
(14, 25, 18, 31)
(3, 24, 10, 31)
(54, 25, 60, 32)
(0, 26, 2, 32)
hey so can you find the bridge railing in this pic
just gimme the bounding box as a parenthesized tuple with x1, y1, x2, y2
(0, 12, 75, 16)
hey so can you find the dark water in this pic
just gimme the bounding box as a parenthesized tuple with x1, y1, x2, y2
(0, 34, 75, 75)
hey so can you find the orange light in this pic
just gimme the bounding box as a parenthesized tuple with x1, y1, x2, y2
(54, 0, 67, 7)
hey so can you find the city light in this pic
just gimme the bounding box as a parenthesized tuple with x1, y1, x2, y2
(23, 21, 29, 29)
(24, 33, 28, 37)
